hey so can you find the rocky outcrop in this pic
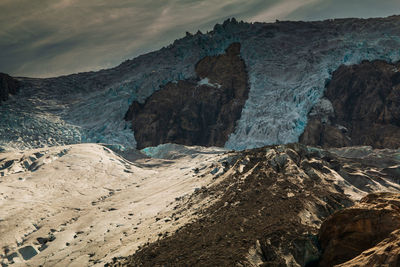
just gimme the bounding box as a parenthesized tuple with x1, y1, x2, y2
(108, 144, 400, 267)
(336, 229, 400, 267)
(0, 73, 19, 104)
(125, 42, 249, 149)
(301, 60, 400, 149)
(319, 192, 400, 266)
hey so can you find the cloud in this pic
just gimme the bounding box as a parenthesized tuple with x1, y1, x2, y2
(250, 0, 319, 22)
(1, 0, 400, 78)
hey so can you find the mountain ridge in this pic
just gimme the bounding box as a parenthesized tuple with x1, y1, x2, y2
(2, 16, 400, 151)
(2, 15, 400, 267)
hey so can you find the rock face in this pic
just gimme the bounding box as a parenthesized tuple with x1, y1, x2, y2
(125, 42, 249, 149)
(2, 143, 400, 266)
(301, 60, 400, 149)
(0, 73, 19, 104)
(319, 192, 400, 266)
(108, 144, 400, 267)
(336, 229, 400, 267)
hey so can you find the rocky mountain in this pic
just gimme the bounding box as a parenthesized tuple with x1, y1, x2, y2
(300, 60, 400, 149)
(2, 16, 400, 151)
(125, 42, 249, 149)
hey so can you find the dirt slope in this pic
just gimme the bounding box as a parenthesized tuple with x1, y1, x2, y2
(110, 144, 400, 266)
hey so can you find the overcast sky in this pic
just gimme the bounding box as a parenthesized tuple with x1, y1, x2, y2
(2, 0, 400, 78)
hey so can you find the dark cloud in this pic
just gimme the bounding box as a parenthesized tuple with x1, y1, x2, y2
(1, 0, 400, 77)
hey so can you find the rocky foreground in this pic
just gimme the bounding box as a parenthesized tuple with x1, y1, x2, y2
(1, 143, 400, 266)
(110, 144, 400, 267)
(319, 192, 400, 266)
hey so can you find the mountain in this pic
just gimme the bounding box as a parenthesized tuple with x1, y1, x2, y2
(125, 42, 249, 149)
(300, 59, 400, 148)
(2, 16, 400, 151)
(2, 15, 400, 267)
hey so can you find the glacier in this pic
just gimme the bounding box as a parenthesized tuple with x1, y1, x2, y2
(2, 17, 400, 151)
(225, 18, 400, 149)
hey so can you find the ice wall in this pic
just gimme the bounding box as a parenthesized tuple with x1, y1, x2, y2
(226, 17, 400, 149)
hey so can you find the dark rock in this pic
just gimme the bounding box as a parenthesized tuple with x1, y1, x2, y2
(125, 42, 249, 149)
(38, 244, 48, 252)
(0, 73, 19, 104)
(301, 60, 400, 149)
(109, 144, 365, 267)
(36, 237, 48, 245)
(6, 252, 19, 263)
(18, 246, 38, 261)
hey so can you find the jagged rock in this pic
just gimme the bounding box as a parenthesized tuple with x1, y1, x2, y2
(301, 60, 400, 149)
(318, 192, 400, 266)
(0, 73, 19, 104)
(125, 42, 249, 149)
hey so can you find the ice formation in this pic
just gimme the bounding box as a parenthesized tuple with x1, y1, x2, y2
(2, 17, 400, 151)
(141, 143, 227, 159)
(197, 77, 222, 88)
(226, 18, 400, 149)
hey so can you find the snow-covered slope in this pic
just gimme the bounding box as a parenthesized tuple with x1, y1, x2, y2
(0, 143, 230, 266)
(2, 16, 400, 150)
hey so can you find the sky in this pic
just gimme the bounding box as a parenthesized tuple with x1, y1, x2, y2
(2, 0, 400, 78)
